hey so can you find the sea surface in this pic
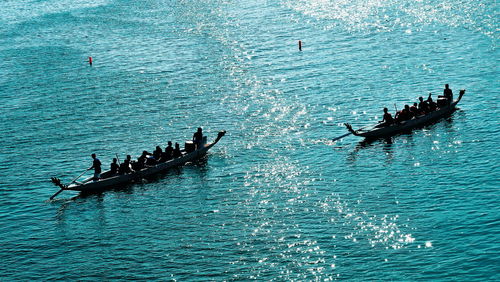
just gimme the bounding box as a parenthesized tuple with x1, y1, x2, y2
(0, 0, 498, 280)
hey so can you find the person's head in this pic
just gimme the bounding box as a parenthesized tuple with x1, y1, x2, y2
(175, 142, 180, 148)
(91, 153, 96, 159)
(126, 155, 131, 160)
(445, 84, 449, 89)
(156, 146, 161, 150)
(404, 105, 410, 110)
(419, 96, 423, 102)
(168, 141, 172, 146)
(197, 127, 202, 133)
(383, 107, 388, 113)
(112, 158, 117, 163)
(413, 102, 418, 107)
(142, 150, 148, 156)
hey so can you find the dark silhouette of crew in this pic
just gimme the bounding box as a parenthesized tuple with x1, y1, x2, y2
(193, 127, 203, 149)
(418, 97, 429, 114)
(410, 103, 419, 116)
(443, 84, 453, 103)
(161, 141, 174, 162)
(173, 143, 182, 158)
(89, 153, 102, 181)
(379, 107, 394, 127)
(427, 94, 438, 112)
(120, 155, 133, 174)
(110, 158, 119, 175)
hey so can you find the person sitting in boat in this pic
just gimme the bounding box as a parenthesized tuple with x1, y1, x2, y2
(410, 103, 420, 116)
(173, 143, 182, 158)
(427, 94, 438, 112)
(440, 84, 453, 104)
(379, 107, 394, 127)
(193, 127, 204, 149)
(119, 157, 133, 174)
(153, 146, 162, 161)
(395, 106, 412, 123)
(136, 151, 152, 169)
(418, 96, 429, 114)
(161, 141, 174, 163)
(89, 153, 102, 181)
(110, 158, 119, 175)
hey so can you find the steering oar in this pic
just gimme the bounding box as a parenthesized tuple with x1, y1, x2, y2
(50, 168, 90, 200)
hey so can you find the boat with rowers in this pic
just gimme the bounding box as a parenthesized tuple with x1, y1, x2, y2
(50, 130, 226, 199)
(342, 89, 465, 140)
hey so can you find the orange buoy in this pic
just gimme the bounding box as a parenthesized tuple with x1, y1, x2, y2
(88, 56, 93, 66)
(298, 40, 302, 51)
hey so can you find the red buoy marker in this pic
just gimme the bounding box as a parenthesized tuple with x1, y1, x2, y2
(298, 40, 302, 51)
(88, 56, 93, 66)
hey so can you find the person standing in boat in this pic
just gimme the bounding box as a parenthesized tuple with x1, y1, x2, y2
(443, 84, 453, 104)
(89, 153, 102, 181)
(193, 127, 204, 149)
(379, 107, 394, 127)
(110, 158, 119, 175)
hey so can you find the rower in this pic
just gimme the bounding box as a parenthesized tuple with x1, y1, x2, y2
(173, 143, 182, 158)
(404, 104, 414, 119)
(418, 97, 429, 114)
(410, 103, 419, 116)
(379, 107, 394, 127)
(110, 158, 119, 175)
(427, 93, 438, 111)
(161, 141, 174, 162)
(89, 153, 102, 181)
(153, 146, 162, 161)
(119, 157, 132, 174)
(395, 105, 411, 123)
(193, 127, 203, 149)
(137, 151, 152, 169)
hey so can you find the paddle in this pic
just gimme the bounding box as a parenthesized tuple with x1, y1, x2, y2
(115, 153, 121, 165)
(69, 168, 91, 185)
(50, 168, 90, 200)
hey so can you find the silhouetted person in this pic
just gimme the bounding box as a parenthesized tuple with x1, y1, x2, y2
(427, 94, 437, 111)
(173, 143, 182, 158)
(193, 127, 203, 149)
(443, 84, 453, 103)
(119, 158, 132, 174)
(89, 153, 102, 181)
(110, 158, 119, 175)
(161, 141, 173, 162)
(410, 103, 419, 116)
(153, 146, 162, 161)
(418, 97, 429, 114)
(379, 107, 394, 126)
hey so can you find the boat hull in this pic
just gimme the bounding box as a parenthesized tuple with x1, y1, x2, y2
(64, 132, 224, 193)
(346, 90, 465, 140)
(357, 101, 459, 139)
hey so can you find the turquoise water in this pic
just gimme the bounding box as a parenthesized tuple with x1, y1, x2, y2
(1, 0, 498, 280)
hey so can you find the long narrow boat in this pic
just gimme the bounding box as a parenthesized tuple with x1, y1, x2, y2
(50, 130, 226, 198)
(344, 90, 465, 139)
